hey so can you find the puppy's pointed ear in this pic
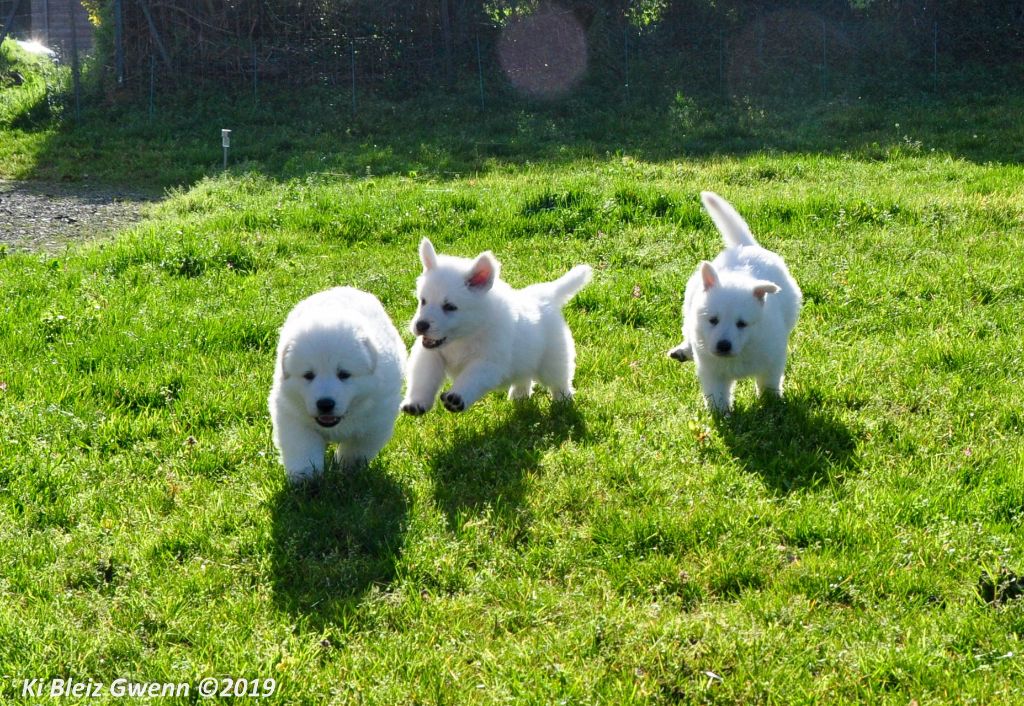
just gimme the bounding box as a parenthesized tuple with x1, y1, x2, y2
(700, 261, 719, 291)
(752, 281, 781, 303)
(466, 251, 499, 291)
(420, 238, 438, 271)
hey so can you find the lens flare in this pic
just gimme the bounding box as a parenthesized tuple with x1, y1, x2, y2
(498, 5, 587, 99)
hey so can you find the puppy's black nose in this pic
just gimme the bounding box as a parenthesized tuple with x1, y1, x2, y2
(316, 397, 335, 413)
(669, 348, 687, 362)
(716, 340, 732, 354)
(415, 320, 430, 334)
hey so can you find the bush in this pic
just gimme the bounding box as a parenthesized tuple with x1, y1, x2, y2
(0, 38, 69, 128)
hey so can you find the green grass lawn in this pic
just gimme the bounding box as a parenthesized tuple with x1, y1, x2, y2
(2, 39, 1024, 701)
(1, 148, 1022, 703)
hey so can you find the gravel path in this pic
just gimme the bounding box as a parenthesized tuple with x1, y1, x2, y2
(0, 180, 160, 252)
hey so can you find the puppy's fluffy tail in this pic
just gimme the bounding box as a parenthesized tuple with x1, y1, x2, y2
(701, 191, 759, 248)
(533, 264, 593, 308)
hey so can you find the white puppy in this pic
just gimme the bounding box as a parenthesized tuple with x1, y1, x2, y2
(668, 191, 801, 413)
(269, 287, 406, 482)
(401, 238, 592, 414)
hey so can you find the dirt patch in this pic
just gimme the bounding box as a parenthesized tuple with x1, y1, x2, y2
(0, 180, 160, 252)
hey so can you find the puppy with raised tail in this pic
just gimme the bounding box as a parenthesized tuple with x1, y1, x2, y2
(269, 287, 406, 482)
(668, 191, 801, 413)
(401, 238, 592, 415)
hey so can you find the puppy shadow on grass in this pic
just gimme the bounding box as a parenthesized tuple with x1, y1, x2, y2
(269, 461, 409, 625)
(429, 399, 588, 537)
(713, 391, 858, 495)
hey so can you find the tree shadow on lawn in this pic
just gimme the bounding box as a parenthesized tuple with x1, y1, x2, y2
(269, 461, 409, 626)
(713, 390, 858, 495)
(20, 85, 1024, 191)
(429, 398, 588, 537)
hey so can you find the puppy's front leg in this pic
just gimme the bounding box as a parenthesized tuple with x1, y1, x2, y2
(442, 361, 503, 412)
(402, 343, 446, 415)
(755, 368, 785, 399)
(698, 371, 735, 414)
(668, 340, 692, 363)
(278, 424, 327, 483)
(336, 424, 394, 468)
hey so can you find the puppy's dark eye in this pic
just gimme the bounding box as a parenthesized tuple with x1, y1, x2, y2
(442, 302, 458, 313)
(709, 317, 719, 326)
(736, 320, 748, 329)
(420, 297, 426, 306)
(302, 371, 315, 381)
(337, 370, 351, 381)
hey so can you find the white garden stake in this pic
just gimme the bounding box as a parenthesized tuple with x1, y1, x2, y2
(222, 129, 231, 169)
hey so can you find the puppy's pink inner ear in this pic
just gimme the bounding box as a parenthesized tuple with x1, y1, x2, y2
(467, 267, 491, 288)
(700, 262, 719, 291)
(466, 254, 496, 289)
(753, 282, 781, 302)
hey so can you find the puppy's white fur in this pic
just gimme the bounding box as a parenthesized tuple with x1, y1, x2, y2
(669, 191, 801, 413)
(269, 287, 406, 482)
(401, 239, 592, 414)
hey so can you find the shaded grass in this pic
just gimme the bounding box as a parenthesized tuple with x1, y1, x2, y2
(2, 51, 1024, 190)
(0, 148, 1023, 703)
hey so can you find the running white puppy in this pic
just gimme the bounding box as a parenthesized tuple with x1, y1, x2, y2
(401, 238, 592, 415)
(269, 287, 406, 482)
(668, 191, 801, 413)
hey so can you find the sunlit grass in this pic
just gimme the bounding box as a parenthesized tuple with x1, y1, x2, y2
(1, 145, 1022, 703)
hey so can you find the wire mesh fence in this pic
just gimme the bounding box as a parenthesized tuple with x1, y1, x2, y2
(8, 1, 1024, 118)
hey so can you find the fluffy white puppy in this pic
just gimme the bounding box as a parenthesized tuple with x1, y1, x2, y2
(401, 238, 592, 415)
(269, 287, 406, 482)
(668, 191, 802, 413)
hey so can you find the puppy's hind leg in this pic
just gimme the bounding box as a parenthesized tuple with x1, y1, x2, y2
(508, 380, 534, 401)
(537, 324, 576, 402)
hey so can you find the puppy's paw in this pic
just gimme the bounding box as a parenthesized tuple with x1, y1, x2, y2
(705, 400, 733, 417)
(440, 391, 465, 413)
(335, 455, 369, 471)
(668, 343, 692, 363)
(551, 388, 574, 403)
(285, 471, 324, 495)
(401, 400, 429, 416)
